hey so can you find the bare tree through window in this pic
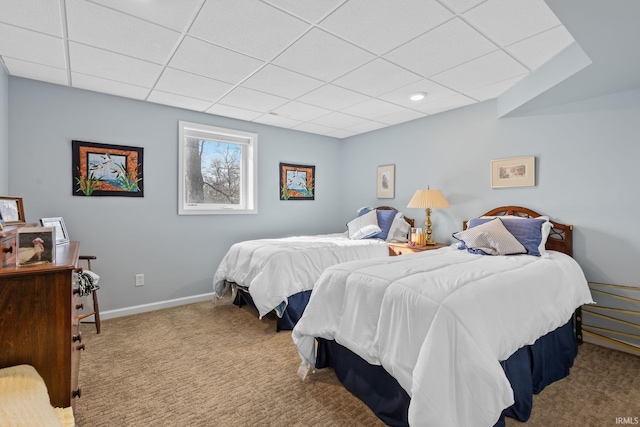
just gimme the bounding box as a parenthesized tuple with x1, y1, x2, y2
(185, 138, 241, 205)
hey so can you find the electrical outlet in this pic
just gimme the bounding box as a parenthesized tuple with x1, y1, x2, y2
(135, 274, 144, 287)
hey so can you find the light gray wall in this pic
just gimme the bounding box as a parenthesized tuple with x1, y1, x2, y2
(340, 88, 640, 288)
(0, 65, 7, 194)
(8, 77, 343, 311)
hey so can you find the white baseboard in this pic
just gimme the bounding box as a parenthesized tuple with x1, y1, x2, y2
(100, 292, 215, 320)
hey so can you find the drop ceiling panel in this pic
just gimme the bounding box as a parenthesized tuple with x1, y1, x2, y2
(378, 79, 457, 108)
(311, 111, 366, 129)
(438, 0, 486, 14)
(326, 129, 357, 139)
(189, 0, 310, 61)
(465, 75, 526, 101)
(206, 104, 263, 122)
(384, 18, 497, 78)
(341, 98, 407, 120)
(345, 120, 386, 134)
(506, 26, 574, 70)
(264, 0, 346, 23)
(0, 0, 63, 37)
(377, 109, 427, 126)
(147, 90, 212, 111)
(4, 57, 68, 86)
(271, 101, 332, 122)
(273, 28, 375, 82)
(69, 42, 162, 88)
(319, 0, 453, 55)
(296, 84, 369, 110)
(431, 50, 529, 93)
(333, 58, 422, 97)
(241, 64, 324, 99)
(72, 72, 149, 100)
(155, 67, 232, 102)
(0, 23, 66, 69)
(463, 0, 562, 46)
(169, 36, 264, 84)
(66, 0, 180, 64)
(219, 87, 289, 112)
(292, 122, 337, 135)
(253, 113, 302, 128)
(414, 94, 477, 115)
(87, 0, 202, 32)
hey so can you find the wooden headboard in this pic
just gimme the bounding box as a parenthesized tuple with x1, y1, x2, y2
(464, 206, 573, 257)
(376, 206, 415, 227)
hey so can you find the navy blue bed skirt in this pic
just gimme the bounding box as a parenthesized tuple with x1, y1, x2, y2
(316, 319, 578, 427)
(233, 289, 312, 331)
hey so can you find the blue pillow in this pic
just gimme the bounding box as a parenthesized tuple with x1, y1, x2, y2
(467, 217, 549, 256)
(357, 208, 397, 240)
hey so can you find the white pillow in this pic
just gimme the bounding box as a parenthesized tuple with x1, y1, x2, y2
(454, 218, 527, 255)
(386, 212, 410, 242)
(477, 215, 552, 256)
(347, 209, 382, 240)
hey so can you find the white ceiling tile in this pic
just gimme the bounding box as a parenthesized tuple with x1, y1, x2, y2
(385, 18, 497, 77)
(272, 101, 332, 122)
(319, 0, 453, 54)
(292, 122, 338, 135)
(87, 0, 202, 32)
(463, 0, 562, 46)
(437, 0, 486, 13)
(0, 0, 63, 37)
(377, 109, 427, 126)
(72, 72, 149, 100)
(189, 0, 309, 61)
(311, 111, 366, 128)
(4, 57, 68, 85)
(506, 26, 575, 70)
(414, 94, 477, 115)
(273, 28, 375, 82)
(155, 67, 232, 102)
(253, 113, 302, 128)
(378, 79, 458, 108)
(69, 42, 162, 87)
(66, 0, 180, 64)
(465, 75, 526, 101)
(333, 58, 422, 97)
(264, 0, 345, 23)
(170, 36, 264, 84)
(241, 64, 323, 99)
(296, 84, 369, 110)
(219, 87, 289, 112)
(340, 98, 407, 120)
(0, 23, 66, 69)
(344, 120, 386, 134)
(206, 104, 263, 122)
(147, 90, 212, 111)
(431, 50, 528, 92)
(325, 129, 357, 139)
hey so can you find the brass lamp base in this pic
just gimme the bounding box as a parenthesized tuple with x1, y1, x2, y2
(424, 207, 436, 245)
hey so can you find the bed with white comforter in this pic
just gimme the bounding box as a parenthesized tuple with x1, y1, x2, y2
(213, 233, 388, 318)
(292, 246, 593, 427)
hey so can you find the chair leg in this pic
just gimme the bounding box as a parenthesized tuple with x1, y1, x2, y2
(92, 290, 101, 334)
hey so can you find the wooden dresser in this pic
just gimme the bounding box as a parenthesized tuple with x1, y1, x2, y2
(0, 238, 84, 409)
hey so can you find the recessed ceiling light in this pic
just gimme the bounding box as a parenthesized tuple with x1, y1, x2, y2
(410, 92, 427, 101)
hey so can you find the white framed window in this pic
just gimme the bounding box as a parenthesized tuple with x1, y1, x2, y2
(178, 121, 258, 215)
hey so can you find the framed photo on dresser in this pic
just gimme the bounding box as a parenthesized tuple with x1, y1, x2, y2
(40, 217, 70, 245)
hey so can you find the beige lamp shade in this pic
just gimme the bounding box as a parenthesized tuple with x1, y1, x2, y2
(407, 188, 450, 209)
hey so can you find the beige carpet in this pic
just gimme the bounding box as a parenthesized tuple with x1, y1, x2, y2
(75, 300, 640, 426)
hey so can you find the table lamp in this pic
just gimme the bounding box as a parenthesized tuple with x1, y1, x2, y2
(407, 186, 450, 245)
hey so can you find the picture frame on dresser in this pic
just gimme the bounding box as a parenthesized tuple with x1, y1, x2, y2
(0, 196, 25, 224)
(40, 217, 70, 245)
(16, 226, 56, 266)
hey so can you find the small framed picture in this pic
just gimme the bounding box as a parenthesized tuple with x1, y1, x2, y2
(17, 227, 56, 266)
(40, 217, 70, 245)
(491, 156, 536, 188)
(0, 196, 26, 224)
(377, 164, 395, 199)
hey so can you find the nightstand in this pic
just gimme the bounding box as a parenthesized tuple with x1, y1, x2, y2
(388, 242, 447, 256)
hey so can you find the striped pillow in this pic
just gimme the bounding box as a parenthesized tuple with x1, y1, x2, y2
(454, 218, 526, 255)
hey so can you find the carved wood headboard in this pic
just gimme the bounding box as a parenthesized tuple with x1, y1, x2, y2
(376, 205, 415, 227)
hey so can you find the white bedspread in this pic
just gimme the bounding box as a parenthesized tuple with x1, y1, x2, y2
(292, 246, 593, 427)
(213, 233, 389, 317)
